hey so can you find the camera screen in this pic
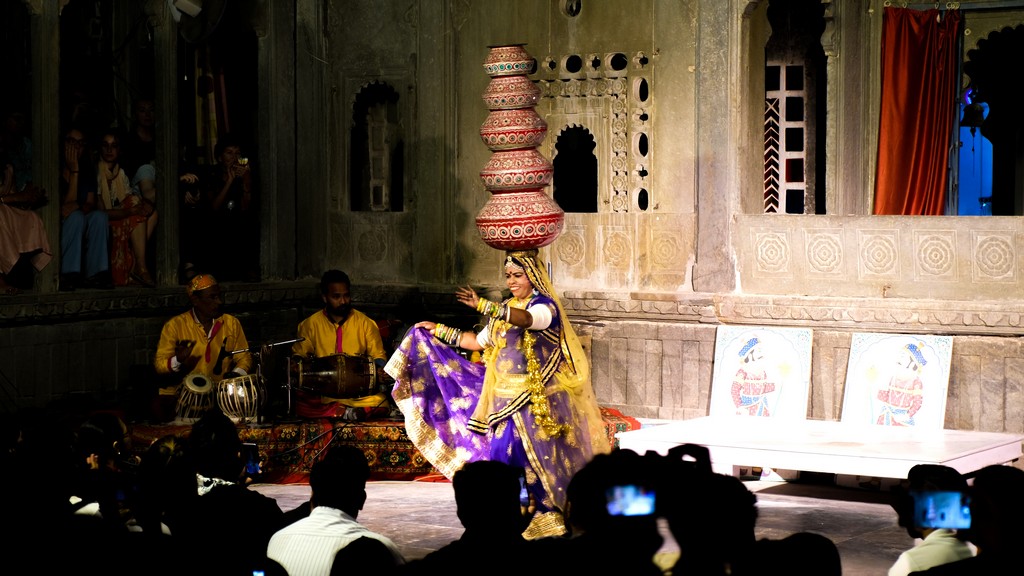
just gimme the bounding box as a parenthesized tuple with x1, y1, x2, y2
(605, 485, 656, 517)
(242, 442, 260, 476)
(519, 475, 529, 507)
(912, 490, 971, 530)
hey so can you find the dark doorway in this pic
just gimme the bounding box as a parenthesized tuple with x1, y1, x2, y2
(552, 126, 598, 213)
(963, 25, 1024, 216)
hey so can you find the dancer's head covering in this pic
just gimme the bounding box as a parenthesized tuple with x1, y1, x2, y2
(503, 250, 586, 379)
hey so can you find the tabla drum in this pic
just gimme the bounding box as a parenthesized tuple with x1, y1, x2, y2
(217, 374, 265, 423)
(294, 354, 377, 399)
(177, 373, 214, 422)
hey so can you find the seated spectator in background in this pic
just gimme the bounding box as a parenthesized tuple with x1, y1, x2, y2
(121, 97, 161, 278)
(395, 460, 531, 575)
(59, 127, 111, 291)
(0, 111, 32, 191)
(268, 445, 404, 574)
(131, 160, 159, 254)
(200, 134, 258, 281)
(0, 152, 50, 294)
(911, 464, 1024, 575)
(175, 408, 286, 575)
(888, 464, 974, 576)
(119, 97, 156, 179)
(95, 129, 156, 287)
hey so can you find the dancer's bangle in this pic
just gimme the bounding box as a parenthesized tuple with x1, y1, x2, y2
(475, 297, 502, 319)
(434, 323, 461, 346)
(504, 304, 511, 324)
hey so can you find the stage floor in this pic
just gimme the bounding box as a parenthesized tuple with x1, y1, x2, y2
(253, 477, 912, 576)
(617, 416, 1024, 479)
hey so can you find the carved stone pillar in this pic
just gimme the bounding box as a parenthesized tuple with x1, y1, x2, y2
(27, 0, 59, 291)
(295, 0, 329, 278)
(255, 0, 296, 280)
(146, 0, 179, 285)
(692, 0, 741, 293)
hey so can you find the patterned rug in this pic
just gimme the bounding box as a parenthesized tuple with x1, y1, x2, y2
(130, 407, 640, 483)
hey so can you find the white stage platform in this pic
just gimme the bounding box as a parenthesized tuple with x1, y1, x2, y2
(616, 416, 1024, 479)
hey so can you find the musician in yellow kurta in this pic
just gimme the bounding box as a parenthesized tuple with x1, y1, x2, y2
(292, 269, 387, 419)
(153, 274, 253, 419)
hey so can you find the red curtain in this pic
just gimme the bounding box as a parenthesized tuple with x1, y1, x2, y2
(874, 8, 961, 215)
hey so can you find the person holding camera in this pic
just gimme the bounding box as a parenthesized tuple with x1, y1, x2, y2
(908, 464, 1024, 575)
(200, 134, 258, 282)
(889, 464, 974, 576)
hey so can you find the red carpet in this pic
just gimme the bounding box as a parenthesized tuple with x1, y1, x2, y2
(131, 407, 640, 483)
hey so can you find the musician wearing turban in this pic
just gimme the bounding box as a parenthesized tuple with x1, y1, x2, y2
(153, 274, 253, 417)
(385, 250, 609, 539)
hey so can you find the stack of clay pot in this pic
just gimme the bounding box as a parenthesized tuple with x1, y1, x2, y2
(476, 44, 563, 250)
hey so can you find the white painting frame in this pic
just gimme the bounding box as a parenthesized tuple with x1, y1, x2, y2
(710, 325, 813, 420)
(841, 333, 953, 429)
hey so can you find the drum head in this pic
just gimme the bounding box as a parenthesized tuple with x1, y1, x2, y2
(184, 374, 213, 394)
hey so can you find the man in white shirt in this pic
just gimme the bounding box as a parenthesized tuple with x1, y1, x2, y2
(267, 445, 405, 575)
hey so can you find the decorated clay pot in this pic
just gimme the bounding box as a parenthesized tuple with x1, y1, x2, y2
(479, 108, 547, 151)
(482, 75, 542, 110)
(475, 189, 564, 250)
(483, 44, 537, 77)
(480, 148, 554, 192)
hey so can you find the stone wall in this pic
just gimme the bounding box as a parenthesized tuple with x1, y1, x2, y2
(566, 291, 1024, 435)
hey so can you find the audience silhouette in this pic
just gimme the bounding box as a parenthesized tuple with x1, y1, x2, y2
(395, 459, 533, 576)
(530, 448, 665, 576)
(174, 407, 286, 576)
(910, 464, 1024, 575)
(888, 464, 974, 576)
(755, 531, 842, 576)
(267, 444, 404, 574)
(17, 402, 1024, 576)
(657, 444, 761, 576)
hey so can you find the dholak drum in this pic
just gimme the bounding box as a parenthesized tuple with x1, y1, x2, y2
(217, 374, 266, 423)
(295, 354, 377, 399)
(177, 373, 214, 421)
